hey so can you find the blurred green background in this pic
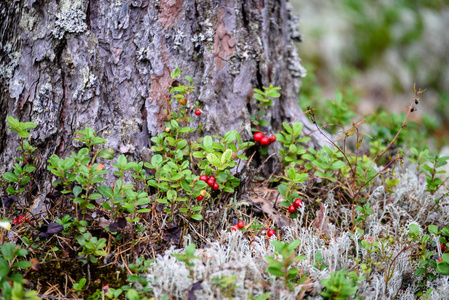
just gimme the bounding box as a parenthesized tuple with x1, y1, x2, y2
(291, 0, 449, 150)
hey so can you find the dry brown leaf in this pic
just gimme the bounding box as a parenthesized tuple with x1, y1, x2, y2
(311, 203, 332, 238)
(250, 188, 291, 228)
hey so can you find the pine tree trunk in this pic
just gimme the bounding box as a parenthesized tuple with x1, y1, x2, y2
(0, 0, 322, 179)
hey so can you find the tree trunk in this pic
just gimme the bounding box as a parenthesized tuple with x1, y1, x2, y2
(0, 0, 320, 178)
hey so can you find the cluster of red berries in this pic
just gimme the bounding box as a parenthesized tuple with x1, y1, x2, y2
(198, 175, 219, 198)
(253, 132, 276, 146)
(288, 198, 303, 214)
(232, 221, 245, 231)
(12, 215, 27, 224)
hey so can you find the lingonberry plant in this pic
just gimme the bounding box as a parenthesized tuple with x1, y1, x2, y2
(266, 240, 307, 291)
(250, 85, 281, 128)
(276, 121, 310, 167)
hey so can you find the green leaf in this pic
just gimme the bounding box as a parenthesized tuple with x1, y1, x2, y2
(98, 148, 115, 159)
(203, 136, 213, 151)
(277, 184, 288, 198)
(87, 193, 101, 200)
(222, 186, 234, 193)
(0, 258, 10, 277)
(177, 139, 187, 149)
(73, 185, 83, 197)
(267, 265, 284, 277)
(441, 227, 449, 237)
(191, 213, 203, 221)
(179, 127, 195, 133)
(13, 261, 31, 269)
(207, 153, 221, 168)
(443, 253, 449, 263)
(287, 240, 301, 251)
(409, 224, 420, 236)
(282, 122, 292, 133)
(254, 93, 267, 102)
(136, 198, 150, 206)
(428, 225, 439, 235)
(18, 130, 30, 138)
(172, 67, 181, 78)
(1, 243, 15, 260)
(292, 122, 303, 136)
(98, 185, 113, 198)
(2, 172, 19, 182)
(437, 262, 449, 275)
(414, 267, 426, 276)
(6, 116, 20, 129)
(287, 167, 296, 180)
(331, 161, 346, 170)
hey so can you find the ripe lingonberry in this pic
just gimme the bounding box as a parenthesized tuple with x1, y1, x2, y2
(254, 132, 264, 142)
(207, 178, 215, 187)
(269, 135, 276, 143)
(208, 176, 216, 183)
(12, 219, 18, 224)
(293, 198, 303, 208)
(288, 205, 297, 213)
(237, 221, 244, 229)
(231, 225, 238, 231)
(199, 175, 208, 181)
(212, 182, 219, 190)
(195, 110, 201, 116)
(196, 195, 204, 201)
(267, 229, 275, 237)
(18, 216, 25, 223)
(260, 136, 270, 146)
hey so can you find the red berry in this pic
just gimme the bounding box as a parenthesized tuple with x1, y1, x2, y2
(293, 198, 303, 208)
(212, 182, 219, 190)
(231, 225, 238, 231)
(18, 215, 25, 223)
(207, 178, 215, 187)
(237, 221, 245, 229)
(267, 229, 275, 237)
(288, 205, 297, 214)
(199, 175, 208, 181)
(195, 110, 202, 116)
(196, 195, 204, 201)
(254, 132, 264, 142)
(260, 136, 270, 146)
(208, 176, 216, 183)
(13, 219, 18, 224)
(269, 135, 276, 143)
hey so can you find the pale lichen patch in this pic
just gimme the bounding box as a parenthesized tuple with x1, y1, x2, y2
(52, 8, 88, 39)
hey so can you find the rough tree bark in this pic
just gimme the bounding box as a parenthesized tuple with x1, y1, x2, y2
(0, 0, 321, 180)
